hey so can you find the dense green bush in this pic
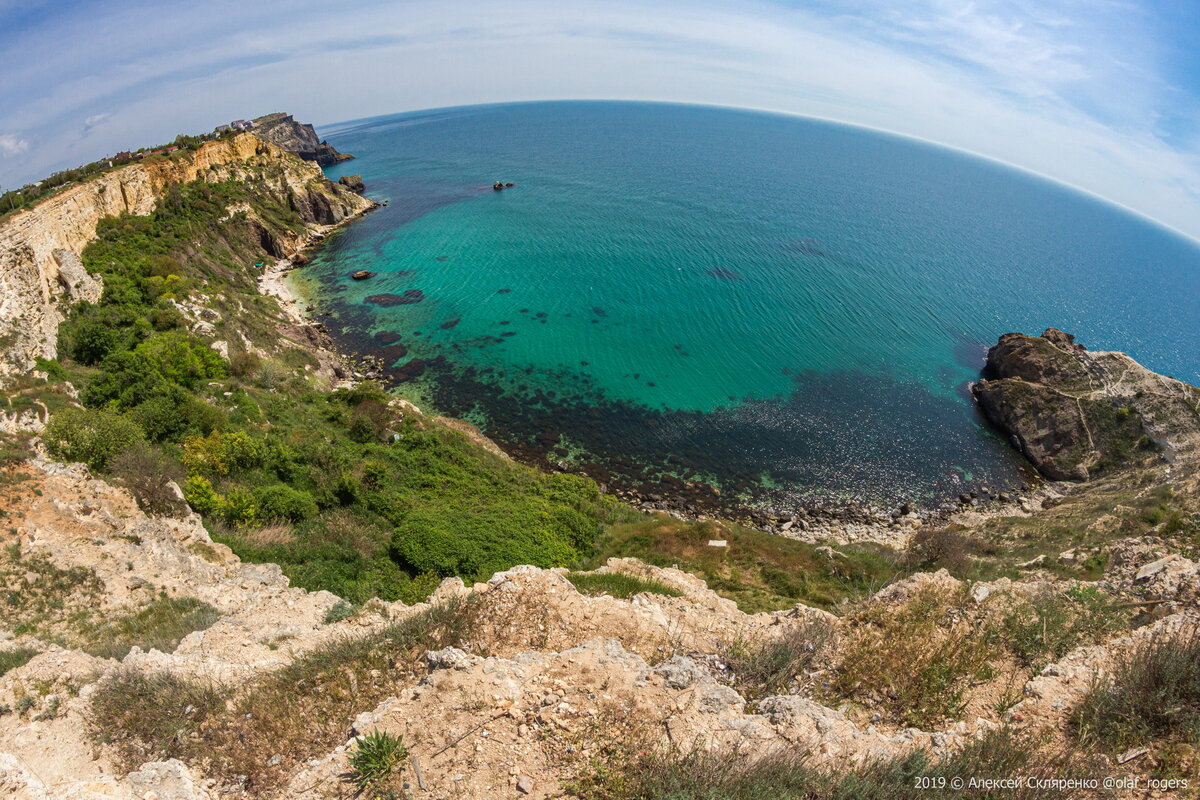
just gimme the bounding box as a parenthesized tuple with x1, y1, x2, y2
(253, 484, 319, 522)
(391, 506, 585, 579)
(43, 407, 145, 470)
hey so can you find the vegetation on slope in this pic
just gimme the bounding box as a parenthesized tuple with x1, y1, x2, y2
(586, 516, 898, 612)
(24, 176, 624, 603)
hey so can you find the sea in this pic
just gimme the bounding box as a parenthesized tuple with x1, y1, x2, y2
(290, 101, 1200, 511)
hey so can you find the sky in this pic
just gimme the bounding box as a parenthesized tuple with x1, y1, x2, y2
(2, 0, 1200, 240)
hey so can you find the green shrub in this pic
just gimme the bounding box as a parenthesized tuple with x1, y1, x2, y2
(323, 599, 356, 624)
(183, 430, 265, 476)
(998, 585, 1126, 671)
(350, 730, 407, 789)
(253, 484, 318, 522)
(44, 406, 145, 471)
(133, 331, 226, 389)
(60, 316, 127, 365)
(1073, 627, 1200, 749)
(391, 507, 585, 579)
(182, 475, 221, 515)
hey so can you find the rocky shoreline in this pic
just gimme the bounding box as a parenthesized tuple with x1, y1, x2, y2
(273, 232, 1055, 547)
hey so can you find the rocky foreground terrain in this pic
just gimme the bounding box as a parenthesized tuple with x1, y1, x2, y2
(0, 438, 1198, 798)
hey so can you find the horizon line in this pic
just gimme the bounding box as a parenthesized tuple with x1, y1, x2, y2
(317, 97, 1200, 251)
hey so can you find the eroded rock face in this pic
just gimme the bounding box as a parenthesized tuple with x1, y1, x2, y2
(0, 133, 372, 376)
(973, 329, 1200, 480)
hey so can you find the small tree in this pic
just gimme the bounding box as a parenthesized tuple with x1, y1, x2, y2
(43, 407, 145, 471)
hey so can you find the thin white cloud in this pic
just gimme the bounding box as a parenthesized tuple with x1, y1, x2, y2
(83, 112, 111, 131)
(0, 134, 29, 157)
(1, 0, 1198, 240)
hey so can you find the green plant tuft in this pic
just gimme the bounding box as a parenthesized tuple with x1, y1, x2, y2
(350, 730, 407, 790)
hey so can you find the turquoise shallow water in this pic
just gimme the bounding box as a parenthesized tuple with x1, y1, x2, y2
(296, 101, 1200, 509)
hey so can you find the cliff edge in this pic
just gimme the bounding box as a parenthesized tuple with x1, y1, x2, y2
(251, 113, 354, 167)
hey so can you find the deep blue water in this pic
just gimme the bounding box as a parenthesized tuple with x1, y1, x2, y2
(296, 101, 1200, 509)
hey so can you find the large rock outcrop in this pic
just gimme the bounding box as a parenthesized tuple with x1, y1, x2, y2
(973, 328, 1200, 480)
(0, 133, 372, 377)
(251, 113, 354, 166)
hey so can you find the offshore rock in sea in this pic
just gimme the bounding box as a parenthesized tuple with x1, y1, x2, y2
(338, 174, 366, 194)
(972, 328, 1200, 481)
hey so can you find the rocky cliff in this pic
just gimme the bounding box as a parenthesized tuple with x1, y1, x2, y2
(251, 113, 354, 167)
(973, 328, 1200, 480)
(0, 133, 371, 377)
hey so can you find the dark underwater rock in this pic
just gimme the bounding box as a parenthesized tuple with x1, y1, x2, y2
(706, 268, 740, 280)
(365, 290, 425, 306)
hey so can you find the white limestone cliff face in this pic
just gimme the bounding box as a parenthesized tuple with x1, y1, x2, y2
(0, 133, 371, 377)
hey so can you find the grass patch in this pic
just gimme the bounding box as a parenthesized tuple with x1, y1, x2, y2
(588, 516, 897, 612)
(89, 596, 482, 795)
(997, 585, 1127, 671)
(566, 571, 683, 599)
(82, 595, 221, 660)
(724, 616, 836, 699)
(322, 599, 356, 624)
(1073, 626, 1200, 750)
(569, 726, 1094, 800)
(0, 544, 104, 638)
(0, 648, 39, 678)
(833, 585, 997, 727)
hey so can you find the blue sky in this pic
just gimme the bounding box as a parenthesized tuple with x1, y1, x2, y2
(2, 0, 1200, 239)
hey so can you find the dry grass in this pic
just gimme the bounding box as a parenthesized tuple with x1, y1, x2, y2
(724, 617, 837, 699)
(82, 595, 221, 660)
(1074, 626, 1200, 750)
(238, 521, 296, 548)
(567, 723, 1101, 800)
(832, 586, 997, 727)
(89, 596, 484, 795)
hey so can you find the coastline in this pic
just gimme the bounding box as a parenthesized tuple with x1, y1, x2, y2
(262, 192, 1051, 549)
(257, 209, 378, 327)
